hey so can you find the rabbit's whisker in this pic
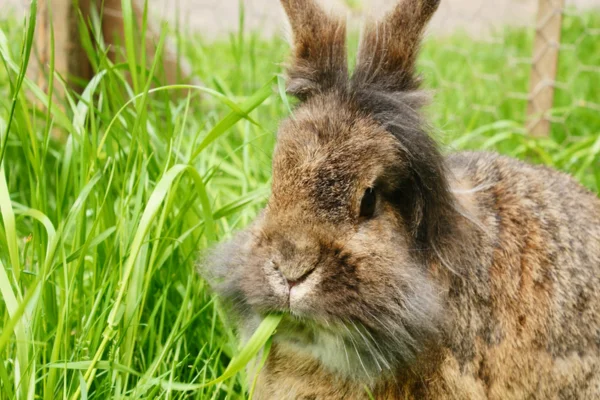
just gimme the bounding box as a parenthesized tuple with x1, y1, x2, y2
(342, 324, 372, 382)
(450, 183, 494, 194)
(350, 321, 383, 372)
(335, 334, 352, 372)
(352, 320, 391, 372)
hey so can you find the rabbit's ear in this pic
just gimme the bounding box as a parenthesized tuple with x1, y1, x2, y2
(352, 0, 440, 91)
(280, 0, 348, 100)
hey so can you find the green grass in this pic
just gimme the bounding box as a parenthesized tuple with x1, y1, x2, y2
(0, 1, 598, 399)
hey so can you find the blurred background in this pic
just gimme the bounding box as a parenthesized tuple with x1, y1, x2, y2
(4, 0, 600, 140)
(4, 0, 600, 38)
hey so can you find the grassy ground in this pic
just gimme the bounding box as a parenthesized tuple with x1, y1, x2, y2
(0, 2, 598, 399)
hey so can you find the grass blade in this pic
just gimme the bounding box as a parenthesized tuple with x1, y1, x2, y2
(202, 313, 282, 388)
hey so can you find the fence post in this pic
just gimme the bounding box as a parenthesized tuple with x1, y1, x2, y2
(32, 0, 93, 97)
(30, 0, 192, 99)
(526, 0, 566, 137)
(102, 0, 193, 87)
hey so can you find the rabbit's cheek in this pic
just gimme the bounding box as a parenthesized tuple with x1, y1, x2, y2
(236, 261, 285, 312)
(261, 259, 288, 299)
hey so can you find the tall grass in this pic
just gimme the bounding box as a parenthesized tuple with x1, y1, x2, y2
(0, 2, 278, 398)
(0, 2, 598, 399)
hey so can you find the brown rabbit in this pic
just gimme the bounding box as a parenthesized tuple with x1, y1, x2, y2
(204, 0, 600, 398)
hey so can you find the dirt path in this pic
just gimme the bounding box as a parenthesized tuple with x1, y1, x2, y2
(4, 0, 600, 39)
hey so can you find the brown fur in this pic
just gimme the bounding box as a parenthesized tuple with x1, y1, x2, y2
(202, 0, 600, 398)
(281, 0, 348, 100)
(353, 0, 440, 91)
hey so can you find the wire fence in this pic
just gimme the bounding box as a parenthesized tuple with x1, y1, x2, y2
(4, 0, 600, 139)
(160, 0, 600, 139)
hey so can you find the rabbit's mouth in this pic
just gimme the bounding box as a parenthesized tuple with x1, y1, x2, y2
(272, 314, 396, 381)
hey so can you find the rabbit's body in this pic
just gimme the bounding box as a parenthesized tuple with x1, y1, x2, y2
(204, 0, 600, 398)
(252, 152, 600, 399)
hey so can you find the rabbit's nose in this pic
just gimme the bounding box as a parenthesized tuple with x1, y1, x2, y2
(271, 257, 317, 288)
(283, 265, 316, 289)
(271, 235, 321, 288)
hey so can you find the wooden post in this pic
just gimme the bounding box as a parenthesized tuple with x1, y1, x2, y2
(526, 0, 566, 137)
(30, 0, 193, 100)
(32, 0, 93, 97)
(102, 0, 191, 86)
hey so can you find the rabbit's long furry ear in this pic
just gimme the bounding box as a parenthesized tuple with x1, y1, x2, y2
(352, 0, 440, 91)
(280, 0, 348, 100)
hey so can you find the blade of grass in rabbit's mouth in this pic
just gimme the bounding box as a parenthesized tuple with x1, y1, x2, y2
(202, 313, 283, 387)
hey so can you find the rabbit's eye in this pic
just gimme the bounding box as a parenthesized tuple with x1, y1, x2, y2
(360, 188, 377, 218)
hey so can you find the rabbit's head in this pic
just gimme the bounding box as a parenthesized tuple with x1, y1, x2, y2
(206, 0, 458, 381)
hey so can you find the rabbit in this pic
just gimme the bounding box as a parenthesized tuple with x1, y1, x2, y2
(203, 0, 600, 398)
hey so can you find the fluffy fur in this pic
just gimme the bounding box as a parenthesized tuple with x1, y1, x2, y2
(202, 0, 600, 398)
